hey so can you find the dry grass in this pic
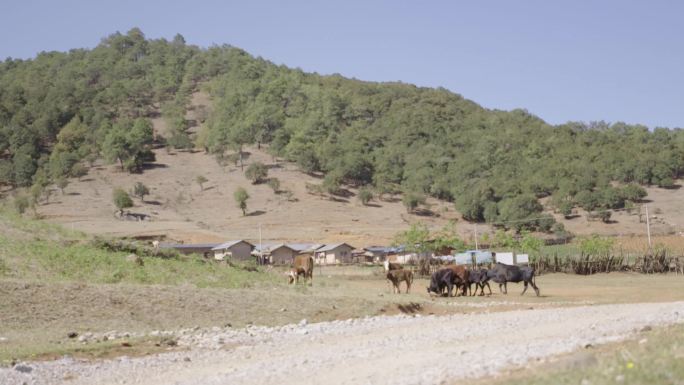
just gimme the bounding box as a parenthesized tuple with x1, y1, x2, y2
(3, 268, 684, 364)
(482, 323, 684, 385)
(614, 235, 684, 254)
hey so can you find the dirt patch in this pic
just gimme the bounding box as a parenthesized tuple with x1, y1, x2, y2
(4, 302, 683, 385)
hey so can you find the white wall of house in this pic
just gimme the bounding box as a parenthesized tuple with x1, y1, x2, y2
(317, 245, 354, 264)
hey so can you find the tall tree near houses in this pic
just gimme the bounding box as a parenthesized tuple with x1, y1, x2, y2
(234, 187, 249, 216)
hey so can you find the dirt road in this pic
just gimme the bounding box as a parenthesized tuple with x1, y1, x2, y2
(4, 301, 684, 385)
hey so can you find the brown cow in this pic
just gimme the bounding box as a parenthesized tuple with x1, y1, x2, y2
(442, 264, 469, 296)
(288, 255, 314, 285)
(386, 269, 413, 294)
(383, 259, 402, 272)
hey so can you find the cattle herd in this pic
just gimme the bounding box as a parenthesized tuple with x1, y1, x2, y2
(287, 255, 540, 297)
(385, 260, 540, 297)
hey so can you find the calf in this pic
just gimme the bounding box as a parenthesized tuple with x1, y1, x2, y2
(386, 269, 413, 294)
(486, 263, 539, 296)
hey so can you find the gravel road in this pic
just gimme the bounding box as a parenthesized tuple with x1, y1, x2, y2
(4, 301, 684, 385)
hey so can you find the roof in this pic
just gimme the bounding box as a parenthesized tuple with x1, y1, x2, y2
(253, 243, 280, 253)
(211, 240, 255, 251)
(159, 243, 219, 249)
(317, 243, 354, 252)
(287, 243, 324, 252)
(364, 245, 406, 254)
(261, 243, 297, 253)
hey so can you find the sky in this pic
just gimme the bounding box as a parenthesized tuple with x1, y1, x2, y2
(2, 0, 683, 128)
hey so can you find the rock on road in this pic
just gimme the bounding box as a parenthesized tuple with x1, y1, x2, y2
(5, 302, 684, 385)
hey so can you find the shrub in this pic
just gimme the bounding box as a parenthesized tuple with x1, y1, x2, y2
(196, 175, 208, 191)
(358, 187, 373, 205)
(113, 188, 133, 214)
(267, 178, 280, 193)
(245, 162, 268, 184)
(132, 182, 149, 201)
(402, 192, 425, 213)
(14, 195, 30, 214)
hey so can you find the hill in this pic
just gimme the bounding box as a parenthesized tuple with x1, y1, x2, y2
(1, 28, 683, 243)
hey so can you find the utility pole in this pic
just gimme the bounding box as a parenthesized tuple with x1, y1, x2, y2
(474, 225, 479, 250)
(258, 223, 263, 265)
(645, 205, 652, 250)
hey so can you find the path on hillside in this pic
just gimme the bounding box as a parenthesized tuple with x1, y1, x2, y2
(4, 302, 684, 385)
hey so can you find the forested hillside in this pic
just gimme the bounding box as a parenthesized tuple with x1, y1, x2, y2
(1, 29, 683, 232)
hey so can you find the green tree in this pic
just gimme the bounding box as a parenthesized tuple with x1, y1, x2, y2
(113, 188, 134, 214)
(393, 222, 431, 254)
(132, 182, 150, 202)
(620, 183, 647, 202)
(56, 176, 69, 195)
(196, 175, 208, 191)
(431, 220, 465, 253)
(245, 162, 268, 184)
(579, 235, 614, 257)
(322, 171, 344, 196)
(597, 209, 612, 223)
(13, 194, 30, 214)
(267, 177, 280, 193)
(30, 183, 45, 205)
(519, 232, 543, 256)
(402, 192, 425, 213)
(357, 187, 373, 205)
(234, 187, 249, 216)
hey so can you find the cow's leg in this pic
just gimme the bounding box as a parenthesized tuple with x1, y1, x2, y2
(521, 281, 529, 296)
(446, 281, 453, 297)
(531, 278, 540, 296)
(498, 283, 504, 294)
(406, 278, 411, 294)
(485, 282, 492, 295)
(503, 282, 508, 295)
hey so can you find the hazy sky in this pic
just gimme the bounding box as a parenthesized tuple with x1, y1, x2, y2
(2, 0, 683, 128)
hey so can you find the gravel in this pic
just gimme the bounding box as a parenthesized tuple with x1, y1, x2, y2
(3, 301, 683, 385)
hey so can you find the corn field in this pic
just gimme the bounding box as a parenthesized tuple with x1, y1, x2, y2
(531, 248, 684, 275)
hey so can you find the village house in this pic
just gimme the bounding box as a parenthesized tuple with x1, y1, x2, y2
(211, 240, 255, 261)
(266, 244, 299, 265)
(253, 243, 323, 265)
(315, 243, 355, 264)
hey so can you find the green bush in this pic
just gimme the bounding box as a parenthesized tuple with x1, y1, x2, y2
(112, 188, 133, 213)
(357, 187, 373, 205)
(245, 162, 268, 184)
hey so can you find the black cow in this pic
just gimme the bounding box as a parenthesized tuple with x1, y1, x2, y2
(486, 263, 539, 296)
(427, 269, 460, 297)
(467, 269, 492, 296)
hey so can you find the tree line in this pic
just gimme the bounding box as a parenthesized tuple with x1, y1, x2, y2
(1, 29, 683, 231)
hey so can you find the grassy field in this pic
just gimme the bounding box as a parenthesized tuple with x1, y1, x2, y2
(0, 209, 278, 289)
(484, 323, 684, 385)
(2, 210, 684, 366)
